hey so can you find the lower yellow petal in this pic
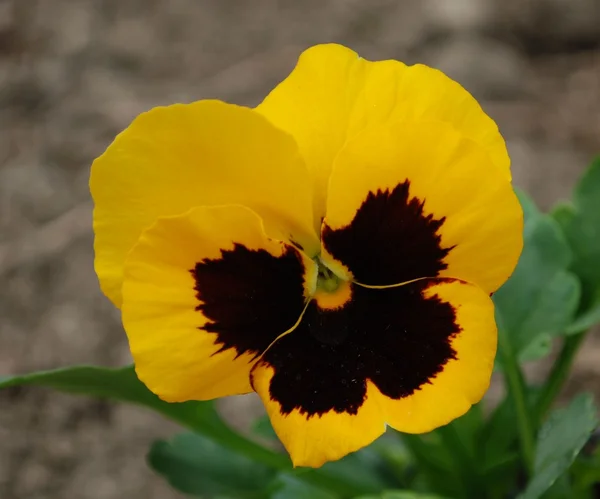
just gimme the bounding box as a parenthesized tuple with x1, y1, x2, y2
(122, 205, 317, 402)
(377, 278, 497, 433)
(251, 277, 496, 467)
(252, 365, 385, 468)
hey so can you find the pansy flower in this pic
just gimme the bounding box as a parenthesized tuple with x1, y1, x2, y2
(90, 44, 523, 468)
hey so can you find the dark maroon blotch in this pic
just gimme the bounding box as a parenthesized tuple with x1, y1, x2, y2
(322, 180, 453, 286)
(191, 243, 306, 358)
(257, 279, 460, 417)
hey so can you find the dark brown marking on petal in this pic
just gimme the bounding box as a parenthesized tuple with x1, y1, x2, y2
(191, 243, 306, 358)
(322, 181, 453, 286)
(256, 279, 459, 417)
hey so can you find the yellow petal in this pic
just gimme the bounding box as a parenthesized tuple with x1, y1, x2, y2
(251, 277, 496, 467)
(257, 43, 509, 222)
(91, 100, 318, 307)
(252, 365, 386, 468)
(122, 205, 317, 403)
(379, 278, 497, 433)
(321, 120, 523, 293)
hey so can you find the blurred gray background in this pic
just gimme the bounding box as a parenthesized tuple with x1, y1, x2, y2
(0, 0, 599, 498)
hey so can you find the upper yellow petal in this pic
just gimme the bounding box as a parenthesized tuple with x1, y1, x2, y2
(91, 100, 318, 307)
(257, 43, 510, 223)
(321, 120, 523, 293)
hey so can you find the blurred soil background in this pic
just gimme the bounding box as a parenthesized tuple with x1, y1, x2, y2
(0, 0, 599, 498)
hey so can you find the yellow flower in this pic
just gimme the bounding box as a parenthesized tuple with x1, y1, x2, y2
(90, 44, 523, 468)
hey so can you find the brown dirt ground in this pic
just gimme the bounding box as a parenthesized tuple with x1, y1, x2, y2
(0, 1, 599, 498)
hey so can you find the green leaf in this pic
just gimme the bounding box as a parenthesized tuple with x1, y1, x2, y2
(565, 302, 600, 335)
(269, 475, 338, 499)
(553, 157, 600, 317)
(481, 390, 535, 469)
(482, 396, 515, 456)
(519, 394, 599, 499)
(481, 387, 552, 498)
(541, 474, 574, 499)
(367, 434, 414, 488)
(399, 433, 451, 475)
(355, 491, 448, 499)
(437, 403, 484, 461)
(572, 440, 600, 497)
(0, 365, 373, 497)
(401, 406, 487, 497)
(320, 445, 401, 492)
(479, 406, 524, 498)
(494, 190, 581, 362)
(0, 365, 215, 423)
(148, 432, 278, 498)
(0, 365, 289, 470)
(251, 414, 279, 441)
(399, 432, 463, 497)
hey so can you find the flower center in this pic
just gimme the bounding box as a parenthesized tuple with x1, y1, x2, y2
(316, 260, 341, 293)
(313, 258, 352, 312)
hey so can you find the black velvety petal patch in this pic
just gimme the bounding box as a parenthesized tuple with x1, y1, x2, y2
(322, 181, 453, 286)
(191, 243, 307, 358)
(257, 279, 460, 417)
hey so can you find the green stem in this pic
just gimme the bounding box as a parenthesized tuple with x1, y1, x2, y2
(534, 333, 587, 426)
(498, 330, 535, 476)
(437, 424, 485, 499)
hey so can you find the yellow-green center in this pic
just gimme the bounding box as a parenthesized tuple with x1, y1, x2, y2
(316, 260, 342, 293)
